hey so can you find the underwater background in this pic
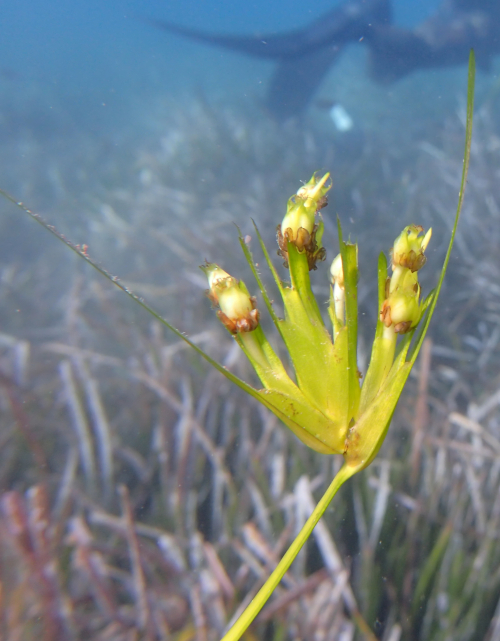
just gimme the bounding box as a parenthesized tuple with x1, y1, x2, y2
(2, 1, 500, 640)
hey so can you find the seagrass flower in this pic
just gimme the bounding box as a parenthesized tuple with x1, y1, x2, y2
(203, 174, 433, 468)
(276, 172, 330, 270)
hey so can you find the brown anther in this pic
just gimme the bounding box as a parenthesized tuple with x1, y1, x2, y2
(295, 227, 311, 251)
(380, 300, 392, 327)
(316, 195, 328, 211)
(217, 311, 237, 334)
(277, 223, 326, 271)
(217, 307, 260, 335)
(393, 249, 427, 272)
(394, 321, 412, 334)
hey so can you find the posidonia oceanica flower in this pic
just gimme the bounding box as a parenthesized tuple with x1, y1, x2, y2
(380, 267, 423, 334)
(201, 263, 259, 334)
(0, 51, 474, 641)
(184, 55, 472, 641)
(277, 172, 330, 271)
(203, 173, 434, 467)
(392, 224, 432, 272)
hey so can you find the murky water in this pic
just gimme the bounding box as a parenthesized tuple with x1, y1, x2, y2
(1, 1, 500, 639)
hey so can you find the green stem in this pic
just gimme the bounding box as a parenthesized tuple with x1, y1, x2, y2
(221, 462, 358, 641)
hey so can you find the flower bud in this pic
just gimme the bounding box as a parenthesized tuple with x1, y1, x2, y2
(277, 173, 331, 270)
(392, 225, 432, 272)
(329, 253, 344, 289)
(380, 293, 421, 334)
(281, 173, 331, 241)
(329, 253, 345, 327)
(201, 263, 259, 334)
(296, 171, 331, 205)
(380, 270, 421, 334)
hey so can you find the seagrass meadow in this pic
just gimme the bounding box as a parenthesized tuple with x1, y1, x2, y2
(1, 79, 500, 640)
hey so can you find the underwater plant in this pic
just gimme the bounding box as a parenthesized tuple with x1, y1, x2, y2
(0, 52, 475, 640)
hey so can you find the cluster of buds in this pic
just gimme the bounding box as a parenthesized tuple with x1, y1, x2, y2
(200, 175, 434, 468)
(201, 263, 259, 334)
(190, 50, 472, 640)
(277, 173, 330, 271)
(380, 225, 432, 334)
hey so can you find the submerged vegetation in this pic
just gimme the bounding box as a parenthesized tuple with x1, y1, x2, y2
(1, 52, 500, 641)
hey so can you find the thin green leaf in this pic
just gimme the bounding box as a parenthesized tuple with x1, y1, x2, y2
(0, 188, 263, 403)
(337, 219, 361, 420)
(409, 49, 475, 365)
(252, 220, 286, 302)
(235, 326, 295, 394)
(359, 253, 392, 412)
(375, 252, 388, 340)
(287, 242, 324, 327)
(238, 226, 281, 326)
(404, 290, 435, 359)
(411, 523, 453, 618)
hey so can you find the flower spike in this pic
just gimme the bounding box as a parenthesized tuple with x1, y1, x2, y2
(277, 172, 331, 270)
(392, 224, 432, 272)
(201, 263, 259, 334)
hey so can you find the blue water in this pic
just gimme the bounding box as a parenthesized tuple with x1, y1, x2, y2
(0, 0, 445, 137)
(0, 7, 495, 637)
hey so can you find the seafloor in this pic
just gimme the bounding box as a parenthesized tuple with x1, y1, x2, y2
(1, 46, 500, 641)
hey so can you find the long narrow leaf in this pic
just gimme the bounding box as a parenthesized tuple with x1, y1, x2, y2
(337, 220, 361, 420)
(408, 50, 475, 365)
(238, 226, 282, 326)
(0, 188, 261, 401)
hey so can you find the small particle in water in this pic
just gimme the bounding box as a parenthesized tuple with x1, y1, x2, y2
(330, 104, 354, 132)
(244, 235, 252, 245)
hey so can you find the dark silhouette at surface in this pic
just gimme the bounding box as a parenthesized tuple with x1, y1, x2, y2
(148, 0, 499, 120)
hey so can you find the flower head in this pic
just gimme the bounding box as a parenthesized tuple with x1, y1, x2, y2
(200, 263, 259, 334)
(277, 172, 331, 270)
(381, 251, 423, 333)
(392, 224, 432, 272)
